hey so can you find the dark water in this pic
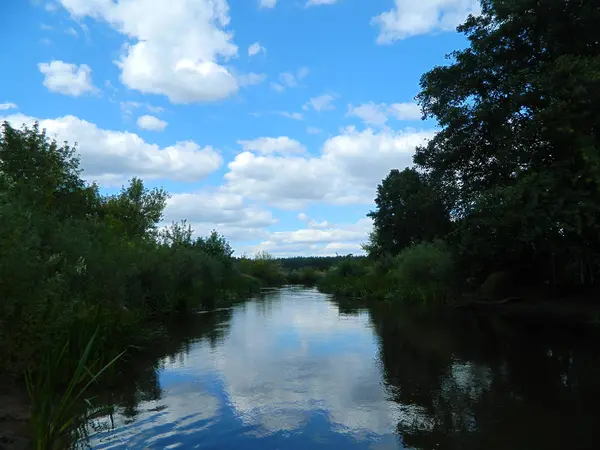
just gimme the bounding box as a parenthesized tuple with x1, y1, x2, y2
(86, 287, 600, 449)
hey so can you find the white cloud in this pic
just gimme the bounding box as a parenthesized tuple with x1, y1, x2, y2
(236, 72, 267, 87)
(307, 0, 339, 5)
(347, 102, 421, 126)
(388, 102, 422, 120)
(260, 0, 277, 8)
(121, 101, 165, 117)
(163, 190, 276, 242)
(38, 61, 98, 96)
(278, 111, 304, 121)
(297, 212, 309, 221)
(58, 0, 240, 103)
(303, 94, 335, 112)
(248, 42, 265, 56)
(1, 112, 222, 185)
(136, 114, 168, 132)
(237, 136, 306, 155)
(271, 82, 285, 93)
(306, 126, 322, 135)
(273, 68, 310, 92)
(373, 0, 481, 43)
(0, 102, 17, 111)
(224, 127, 434, 209)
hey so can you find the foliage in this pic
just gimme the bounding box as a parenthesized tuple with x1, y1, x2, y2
(0, 121, 260, 447)
(236, 251, 286, 287)
(351, 0, 600, 300)
(318, 244, 455, 305)
(390, 241, 455, 305)
(26, 331, 124, 450)
(366, 168, 451, 259)
(413, 0, 600, 288)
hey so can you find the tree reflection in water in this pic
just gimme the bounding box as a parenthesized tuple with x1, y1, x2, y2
(363, 302, 600, 450)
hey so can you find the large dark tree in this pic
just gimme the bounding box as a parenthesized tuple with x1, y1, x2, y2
(366, 168, 450, 258)
(414, 0, 600, 285)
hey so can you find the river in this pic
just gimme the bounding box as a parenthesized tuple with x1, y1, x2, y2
(84, 287, 600, 449)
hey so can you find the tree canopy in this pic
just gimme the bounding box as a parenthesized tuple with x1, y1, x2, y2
(367, 0, 600, 289)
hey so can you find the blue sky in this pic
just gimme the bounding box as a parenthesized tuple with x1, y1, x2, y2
(0, 0, 479, 257)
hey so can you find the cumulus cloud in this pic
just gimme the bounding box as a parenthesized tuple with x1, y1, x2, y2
(1, 112, 222, 185)
(303, 94, 335, 112)
(248, 42, 265, 56)
(373, 0, 481, 43)
(58, 0, 241, 103)
(237, 136, 306, 155)
(38, 61, 98, 96)
(136, 114, 168, 132)
(347, 102, 421, 126)
(0, 102, 17, 111)
(224, 127, 434, 209)
(163, 190, 277, 242)
(306, 126, 322, 135)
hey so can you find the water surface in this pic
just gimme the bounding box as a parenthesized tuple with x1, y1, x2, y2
(87, 287, 600, 449)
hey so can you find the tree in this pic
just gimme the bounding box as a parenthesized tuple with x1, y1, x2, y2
(102, 177, 169, 241)
(366, 168, 451, 258)
(414, 0, 600, 285)
(0, 121, 100, 219)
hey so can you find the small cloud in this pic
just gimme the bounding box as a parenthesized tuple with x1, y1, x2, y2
(40, 38, 53, 46)
(0, 102, 18, 111)
(297, 212, 309, 221)
(273, 68, 310, 92)
(65, 27, 78, 37)
(40, 23, 53, 31)
(248, 42, 265, 56)
(271, 82, 285, 93)
(306, 126, 322, 134)
(146, 104, 165, 114)
(346, 101, 421, 126)
(278, 111, 304, 121)
(280, 72, 298, 88)
(297, 67, 310, 80)
(136, 115, 168, 132)
(38, 61, 98, 96)
(307, 0, 339, 5)
(303, 94, 335, 112)
(238, 136, 306, 155)
(44, 2, 58, 12)
(237, 72, 267, 87)
(260, 0, 277, 8)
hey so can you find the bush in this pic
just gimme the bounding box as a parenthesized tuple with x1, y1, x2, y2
(390, 240, 456, 305)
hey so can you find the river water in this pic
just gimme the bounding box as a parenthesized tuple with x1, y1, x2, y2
(86, 287, 600, 449)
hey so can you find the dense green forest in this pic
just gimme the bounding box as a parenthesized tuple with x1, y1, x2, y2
(319, 0, 600, 304)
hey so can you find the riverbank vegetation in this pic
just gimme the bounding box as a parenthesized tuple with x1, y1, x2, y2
(319, 0, 600, 306)
(0, 122, 262, 447)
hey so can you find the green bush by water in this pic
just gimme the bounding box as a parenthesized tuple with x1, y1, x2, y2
(318, 242, 456, 305)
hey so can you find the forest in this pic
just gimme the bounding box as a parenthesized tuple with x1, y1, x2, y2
(318, 0, 600, 305)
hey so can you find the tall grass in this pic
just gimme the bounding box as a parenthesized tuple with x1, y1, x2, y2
(25, 330, 125, 450)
